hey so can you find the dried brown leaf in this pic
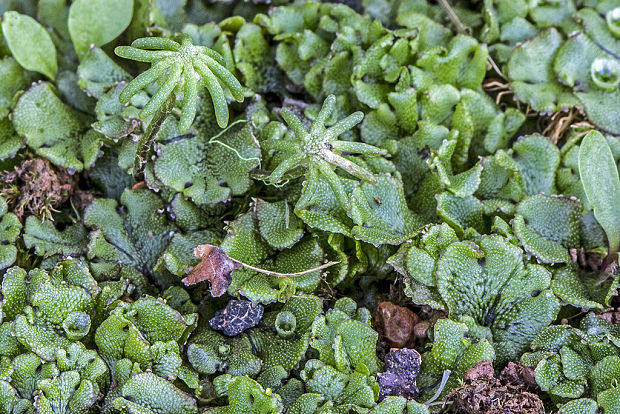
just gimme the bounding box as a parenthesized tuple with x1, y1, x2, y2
(182, 244, 241, 296)
(182, 244, 339, 297)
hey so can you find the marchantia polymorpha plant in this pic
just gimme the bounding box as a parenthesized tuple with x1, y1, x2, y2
(0, 0, 619, 413)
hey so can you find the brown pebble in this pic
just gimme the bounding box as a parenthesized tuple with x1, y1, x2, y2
(374, 301, 418, 348)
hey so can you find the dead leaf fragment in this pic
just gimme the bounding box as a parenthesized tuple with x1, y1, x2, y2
(182, 244, 241, 297)
(499, 362, 538, 390)
(183, 244, 339, 296)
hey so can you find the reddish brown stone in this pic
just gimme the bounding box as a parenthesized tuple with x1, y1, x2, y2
(374, 301, 418, 348)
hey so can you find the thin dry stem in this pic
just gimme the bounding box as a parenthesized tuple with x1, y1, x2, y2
(495, 90, 512, 105)
(542, 108, 578, 143)
(437, 0, 469, 34)
(487, 56, 506, 80)
(233, 260, 339, 278)
(483, 79, 510, 92)
(524, 105, 534, 117)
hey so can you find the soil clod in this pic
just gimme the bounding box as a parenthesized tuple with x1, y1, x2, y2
(377, 347, 421, 401)
(1, 158, 74, 221)
(209, 299, 264, 337)
(444, 360, 544, 414)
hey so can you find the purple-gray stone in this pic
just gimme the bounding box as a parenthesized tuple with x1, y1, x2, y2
(209, 300, 264, 337)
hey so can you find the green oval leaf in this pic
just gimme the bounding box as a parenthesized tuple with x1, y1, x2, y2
(68, 0, 134, 59)
(578, 130, 620, 257)
(1, 11, 58, 79)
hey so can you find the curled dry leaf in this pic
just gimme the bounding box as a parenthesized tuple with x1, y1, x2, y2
(462, 359, 495, 382)
(182, 244, 241, 297)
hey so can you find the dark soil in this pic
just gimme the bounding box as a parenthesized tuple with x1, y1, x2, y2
(0, 158, 74, 221)
(444, 360, 544, 414)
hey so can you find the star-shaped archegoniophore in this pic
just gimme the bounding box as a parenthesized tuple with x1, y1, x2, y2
(115, 34, 244, 131)
(268, 95, 387, 209)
